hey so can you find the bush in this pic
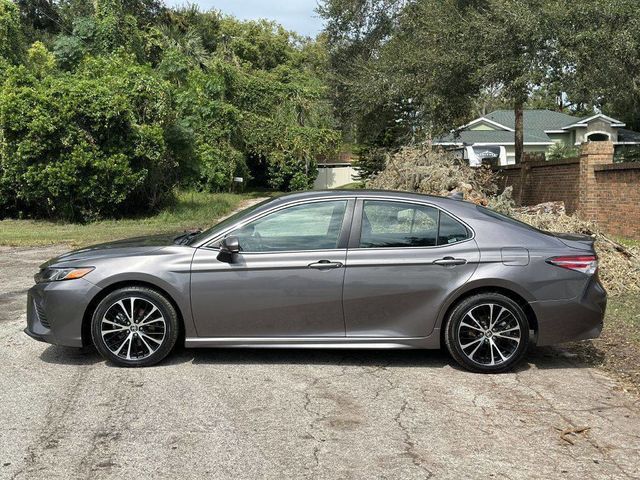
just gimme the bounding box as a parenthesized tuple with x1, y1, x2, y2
(354, 146, 387, 180)
(266, 154, 318, 191)
(0, 56, 180, 221)
(546, 142, 579, 161)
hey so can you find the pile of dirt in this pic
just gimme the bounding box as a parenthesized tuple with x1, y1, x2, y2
(368, 146, 640, 295)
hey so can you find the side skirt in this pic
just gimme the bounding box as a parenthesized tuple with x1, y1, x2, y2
(184, 334, 440, 350)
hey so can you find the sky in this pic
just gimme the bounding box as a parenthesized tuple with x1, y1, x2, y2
(165, 1, 324, 37)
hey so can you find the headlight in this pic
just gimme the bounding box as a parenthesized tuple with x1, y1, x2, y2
(35, 267, 95, 284)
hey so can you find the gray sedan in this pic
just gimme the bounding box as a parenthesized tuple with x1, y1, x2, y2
(25, 190, 606, 373)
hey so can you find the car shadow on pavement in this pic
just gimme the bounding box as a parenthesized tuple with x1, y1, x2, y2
(168, 345, 590, 373)
(39, 345, 102, 366)
(37, 343, 599, 373)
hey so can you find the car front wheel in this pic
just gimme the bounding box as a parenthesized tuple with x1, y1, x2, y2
(444, 293, 529, 373)
(91, 287, 179, 367)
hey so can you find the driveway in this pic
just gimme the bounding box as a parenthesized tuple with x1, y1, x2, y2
(1, 245, 639, 480)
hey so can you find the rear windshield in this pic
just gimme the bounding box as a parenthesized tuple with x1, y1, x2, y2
(475, 205, 542, 233)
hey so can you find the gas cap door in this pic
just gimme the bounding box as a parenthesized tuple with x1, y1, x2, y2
(501, 247, 530, 266)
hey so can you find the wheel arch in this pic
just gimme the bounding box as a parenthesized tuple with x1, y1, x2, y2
(437, 284, 539, 348)
(81, 280, 186, 347)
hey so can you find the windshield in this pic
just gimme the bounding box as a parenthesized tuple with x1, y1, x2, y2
(475, 205, 542, 233)
(186, 197, 276, 245)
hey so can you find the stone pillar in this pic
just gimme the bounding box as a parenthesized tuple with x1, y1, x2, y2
(578, 141, 614, 220)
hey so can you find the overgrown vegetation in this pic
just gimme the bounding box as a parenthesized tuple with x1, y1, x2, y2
(0, 0, 338, 222)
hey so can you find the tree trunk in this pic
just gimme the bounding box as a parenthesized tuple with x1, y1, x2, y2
(514, 101, 524, 165)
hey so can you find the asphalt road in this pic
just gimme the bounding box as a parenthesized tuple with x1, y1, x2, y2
(1, 245, 639, 480)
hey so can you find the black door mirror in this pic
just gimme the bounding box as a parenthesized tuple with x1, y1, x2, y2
(220, 236, 240, 254)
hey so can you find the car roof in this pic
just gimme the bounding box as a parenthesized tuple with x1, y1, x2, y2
(270, 189, 472, 208)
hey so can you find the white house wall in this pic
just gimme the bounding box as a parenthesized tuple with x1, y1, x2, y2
(313, 165, 358, 189)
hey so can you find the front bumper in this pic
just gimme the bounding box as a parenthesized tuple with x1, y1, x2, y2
(532, 277, 607, 346)
(25, 278, 102, 348)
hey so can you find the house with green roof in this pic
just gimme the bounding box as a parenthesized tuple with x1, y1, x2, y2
(434, 109, 640, 165)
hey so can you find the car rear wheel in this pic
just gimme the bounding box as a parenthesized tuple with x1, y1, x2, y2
(444, 293, 529, 373)
(91, 287, 179, 367)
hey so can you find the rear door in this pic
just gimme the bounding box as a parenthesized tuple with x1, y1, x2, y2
(343, 199, 480, 338)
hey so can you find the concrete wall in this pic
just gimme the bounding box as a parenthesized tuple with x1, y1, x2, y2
(504, 144, 548, 163)
(313, 165, 358, 189)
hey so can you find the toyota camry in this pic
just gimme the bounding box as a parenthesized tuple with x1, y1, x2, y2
(25, 190, 606, 373)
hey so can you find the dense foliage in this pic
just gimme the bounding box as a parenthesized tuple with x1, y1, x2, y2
(319, 0, 640, 164)
(0, 0, 338, 221)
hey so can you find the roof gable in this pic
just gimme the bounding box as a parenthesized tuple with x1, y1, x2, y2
(459, 117, 513, 132)
(563, 113, 626, 129)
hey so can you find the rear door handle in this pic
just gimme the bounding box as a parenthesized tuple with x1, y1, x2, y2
(433, 257, 467, 266)
(308, 260, 343, 269)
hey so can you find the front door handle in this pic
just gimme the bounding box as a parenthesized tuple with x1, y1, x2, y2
(433, 257, 467, 266)
(308, 260, 343, 269)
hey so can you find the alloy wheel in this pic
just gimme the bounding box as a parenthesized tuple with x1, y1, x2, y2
(100, 297, 166, 361)
(456, 303, 522, 367)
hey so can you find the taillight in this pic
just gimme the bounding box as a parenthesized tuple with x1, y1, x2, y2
(546, 255, 598, 275)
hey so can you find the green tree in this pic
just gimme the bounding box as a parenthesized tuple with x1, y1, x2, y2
(0, 56, 180, 221)
(0, 0, 25, 64)
(320, 0, 640, 163)
(26, 41, 55, 77)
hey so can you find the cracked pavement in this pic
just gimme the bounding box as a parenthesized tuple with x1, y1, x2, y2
(1, 246, 639, 479)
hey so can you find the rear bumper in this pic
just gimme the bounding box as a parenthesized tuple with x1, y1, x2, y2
(532, 277, 606, 346)
(25, 278, 101, 348)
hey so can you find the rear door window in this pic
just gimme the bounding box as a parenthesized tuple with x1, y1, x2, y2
(359, 200, 470, 248)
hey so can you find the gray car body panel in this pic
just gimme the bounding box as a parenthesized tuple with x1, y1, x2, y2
(25, 189, 606, 350)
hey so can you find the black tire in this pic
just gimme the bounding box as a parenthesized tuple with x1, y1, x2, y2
(91, 286, 179, 367)
(444, 293, 529, 373)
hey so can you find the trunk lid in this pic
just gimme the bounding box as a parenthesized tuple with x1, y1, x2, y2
(545, 231, 596, 252)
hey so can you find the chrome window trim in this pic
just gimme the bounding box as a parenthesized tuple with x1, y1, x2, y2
(350, 196, 476, 251)
(193, 193, 476, 254)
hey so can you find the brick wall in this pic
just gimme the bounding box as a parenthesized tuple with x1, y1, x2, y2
(493, 142, 640, 240)
(493, 156, 580, 213)
(593, 163, 640, 239)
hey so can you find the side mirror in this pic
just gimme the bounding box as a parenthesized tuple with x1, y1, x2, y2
(220, 236, 240, 255)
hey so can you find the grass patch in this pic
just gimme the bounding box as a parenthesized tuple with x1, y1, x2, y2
(566, 294, 640, 395)
(0, 190, 268, 247)
(612, 235, 640, 248)
(335, 181, 365, 189)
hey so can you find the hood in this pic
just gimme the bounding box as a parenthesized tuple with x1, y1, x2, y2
(42, 233, 184, 267)
(545, 231, 596, 252)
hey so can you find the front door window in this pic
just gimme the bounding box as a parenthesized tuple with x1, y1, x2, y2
(227, 200, 348, 252)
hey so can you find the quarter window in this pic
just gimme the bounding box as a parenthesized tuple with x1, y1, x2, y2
(359, 200, 469, 248)
(438, 211, 471, 245)
(226, 200, 348, 252)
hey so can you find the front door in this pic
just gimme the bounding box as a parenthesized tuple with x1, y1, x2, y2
(191, 199, 353, 337)
(343, 199, 480, 338)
